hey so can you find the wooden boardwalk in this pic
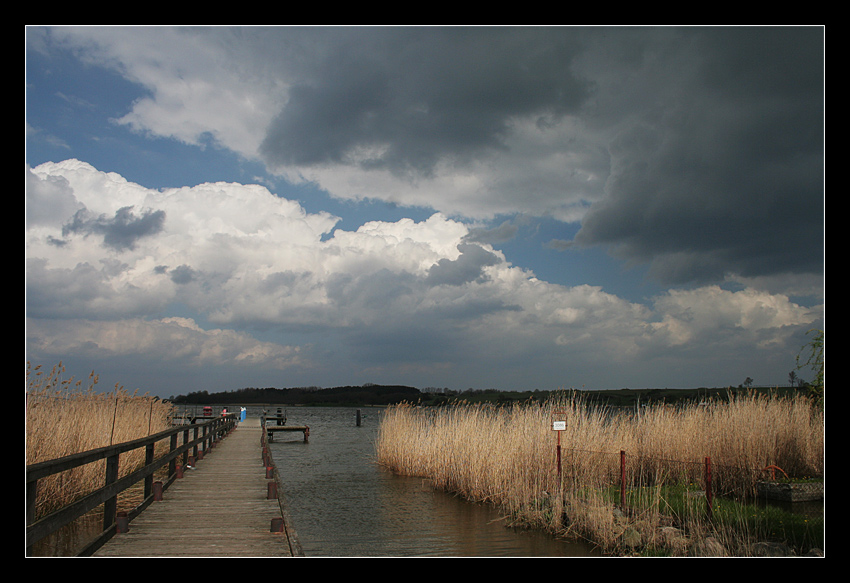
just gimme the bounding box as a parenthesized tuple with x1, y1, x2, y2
(94, 418, 301, 557)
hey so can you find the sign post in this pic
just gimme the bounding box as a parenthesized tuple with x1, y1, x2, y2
(551, 410, 567, 476)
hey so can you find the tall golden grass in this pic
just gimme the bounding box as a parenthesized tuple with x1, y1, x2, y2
(26, 362, 175, 520)
(375, 391, 824, 555)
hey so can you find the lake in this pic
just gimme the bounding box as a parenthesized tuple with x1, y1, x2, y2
(260, 406, 597, 557)
(31, 405, 598, 557)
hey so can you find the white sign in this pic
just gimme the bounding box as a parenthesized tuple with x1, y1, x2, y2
(552, 420, 566, 431)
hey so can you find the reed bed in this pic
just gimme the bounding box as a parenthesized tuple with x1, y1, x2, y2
(26, 362, 175, 520)
(375, 392, 824, 556)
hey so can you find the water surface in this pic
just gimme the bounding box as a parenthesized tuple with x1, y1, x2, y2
(263, 406, 596, 557)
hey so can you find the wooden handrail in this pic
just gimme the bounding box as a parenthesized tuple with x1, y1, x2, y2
(26, 413, 238, 556)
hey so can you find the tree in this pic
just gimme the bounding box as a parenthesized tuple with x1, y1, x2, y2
(797, 328, 824, 406)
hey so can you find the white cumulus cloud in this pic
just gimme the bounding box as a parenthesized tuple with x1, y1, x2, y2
(26, 159, 822, 391)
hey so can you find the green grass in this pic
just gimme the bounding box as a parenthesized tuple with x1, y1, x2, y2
(610, 483, 824, 554)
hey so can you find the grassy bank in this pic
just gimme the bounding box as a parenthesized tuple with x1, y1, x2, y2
(26, 362, 175, 520)
(374, 392, 824, 556)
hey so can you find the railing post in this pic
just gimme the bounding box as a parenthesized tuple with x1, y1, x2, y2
(103, 452, 119, 532)
(182, 427, 190, 469)
(201, 424, 209, 458)
(27, 479, 38, 526)
(193, 425, 200, 459)
(169, 433, 178, 478)
(27, 418, 226, 553)
(705, 456, 713, 519)
(144, 443, 154, 500)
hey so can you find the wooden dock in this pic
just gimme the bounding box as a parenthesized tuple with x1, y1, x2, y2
(265, 425, 310, 442)
(93, 418, 302, 557)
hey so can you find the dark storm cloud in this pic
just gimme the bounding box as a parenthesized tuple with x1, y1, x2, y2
(254, 26, 823, 286)
(168, 264, 198, 285)
(426, 243, 500, 286)
(463, 220, 519, 244)
(326, 268, 417, 310)
(570, 27, 824, 284)
(259, 27, 589, 177)
(62, 206, 166, 251)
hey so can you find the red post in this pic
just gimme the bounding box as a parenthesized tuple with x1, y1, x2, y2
(620, 450, 626, 508)
(556, 431, 561, 476)
(153, 480, 163, 501)
(552, 413, 565, 477)
(704, 456, 713, 518)
(267, 481, 277, 499)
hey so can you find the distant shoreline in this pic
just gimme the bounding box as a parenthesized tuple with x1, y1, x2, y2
(168, 384, 808, 408)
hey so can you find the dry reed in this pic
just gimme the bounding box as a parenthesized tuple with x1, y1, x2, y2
(375, 392, 824, 555)
(26, 362, 175, 519)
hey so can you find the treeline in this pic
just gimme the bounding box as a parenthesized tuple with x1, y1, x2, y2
(169, 384, 806, 408)
(170, 384, 421, 407)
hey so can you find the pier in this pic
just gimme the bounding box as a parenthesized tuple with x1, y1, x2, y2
(27, 416, 303, 557)
(265, 425, 310, 443)
(94, 417, 300, 557)
(262, 410, 310, 443)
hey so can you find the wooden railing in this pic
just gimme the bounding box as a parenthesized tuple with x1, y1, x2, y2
(26, 413, 238, 556)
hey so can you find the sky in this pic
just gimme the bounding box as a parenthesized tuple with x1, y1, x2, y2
(25, 26, 825, 399)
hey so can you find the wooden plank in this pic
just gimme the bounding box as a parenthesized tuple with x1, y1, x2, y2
(265, 425, 309, 431)
(94, 418, 296, 557)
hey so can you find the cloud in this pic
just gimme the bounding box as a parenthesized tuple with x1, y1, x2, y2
(569, 27, 824, 285)
(26, 316, 303, 369)
(463, 220, 519, 245)
(31, 26, 823, 293)
(645, 286, 821, 349)
(62, 206, 165, 250)
(25, 26, 825, 392)
(32, 26, 606, 222)
(426, 243, 501, 286)
(258, 28, 589, 175)
(26, 159, 823, 390)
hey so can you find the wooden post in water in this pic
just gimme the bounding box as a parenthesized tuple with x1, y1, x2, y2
(356, 409, 361, 426)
